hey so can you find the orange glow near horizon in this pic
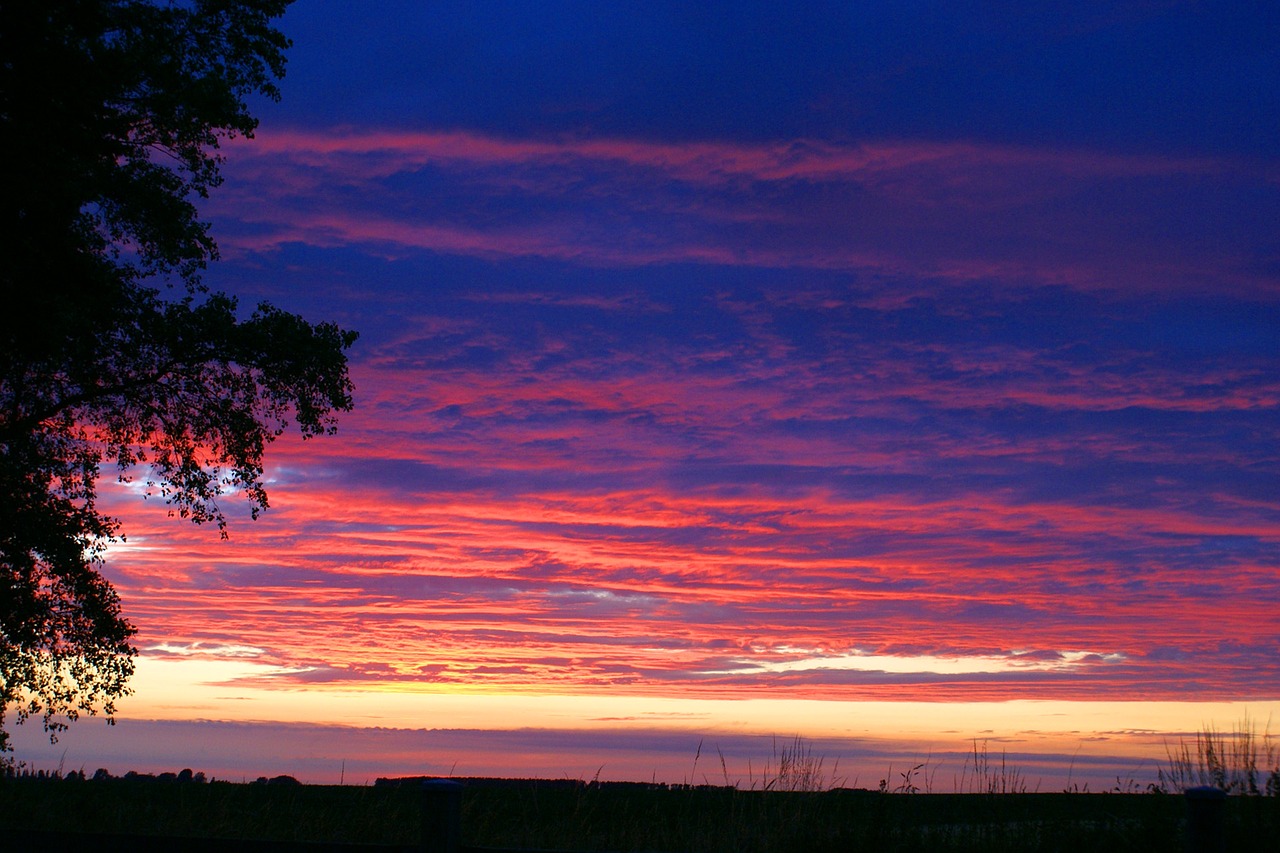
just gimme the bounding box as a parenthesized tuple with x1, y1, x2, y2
(99, 417, 1279, 711)
(53, 654, 1268, 789)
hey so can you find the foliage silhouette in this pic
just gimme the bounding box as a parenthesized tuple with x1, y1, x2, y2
(0, 0, 356, 758)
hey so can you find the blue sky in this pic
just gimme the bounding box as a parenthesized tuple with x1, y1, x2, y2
(18, 0, 1278, 787)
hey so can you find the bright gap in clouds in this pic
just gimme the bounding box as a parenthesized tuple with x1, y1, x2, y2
(705, 649, 1127, 676)
(145, 642, 268, 659)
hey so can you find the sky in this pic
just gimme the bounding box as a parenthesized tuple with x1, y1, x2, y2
(14, 0, 1280, 789)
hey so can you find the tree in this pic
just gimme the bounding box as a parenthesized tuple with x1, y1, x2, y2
(0, 1, 357, 757)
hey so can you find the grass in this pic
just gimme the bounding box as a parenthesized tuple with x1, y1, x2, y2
(1158, 713, 1280, 795)
(0, 776, 425, 845)
(702, 735, 841, 792)
(459, 785, 1196, 853)
(4, 721, 1280, 852)
(957, 739, 1029, 795)
(3, 774, 1279, 853)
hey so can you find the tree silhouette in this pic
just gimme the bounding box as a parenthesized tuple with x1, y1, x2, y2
(0, 1, 357, 757)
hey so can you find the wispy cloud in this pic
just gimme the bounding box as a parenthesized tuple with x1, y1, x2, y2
(211, 129, 1279, 295)
(95, 250, 1280, 703)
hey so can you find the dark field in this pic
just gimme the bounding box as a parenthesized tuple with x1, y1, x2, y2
(2, 776, 1278, 852)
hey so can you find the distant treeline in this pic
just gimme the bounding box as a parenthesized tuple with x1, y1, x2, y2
(378, 775, 589, 790)
(2, 765, 300, 786)
(374, 775, 787, 793)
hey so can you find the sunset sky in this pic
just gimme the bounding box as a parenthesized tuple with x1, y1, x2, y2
(16, 1, 1280, 788)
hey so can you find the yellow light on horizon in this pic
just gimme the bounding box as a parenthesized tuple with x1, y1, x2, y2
(124, 655, 1280, 765)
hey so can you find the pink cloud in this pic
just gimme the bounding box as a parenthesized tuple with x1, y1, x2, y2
(79, 127, 1278, 711)
(96, 420, 1279, 705)
(231, 129, 1233, 187)
(208, 128, 1279, 296)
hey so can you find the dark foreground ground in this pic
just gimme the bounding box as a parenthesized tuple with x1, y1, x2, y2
(2, 775, 1278, 852)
